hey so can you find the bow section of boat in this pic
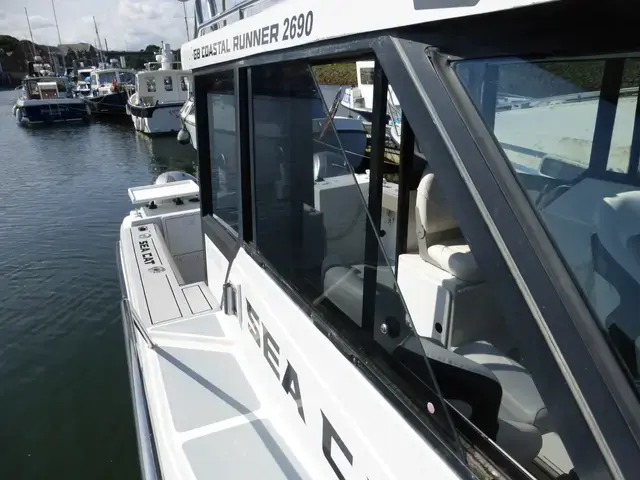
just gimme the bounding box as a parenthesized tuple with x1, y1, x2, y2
(117, 178, 314, 480)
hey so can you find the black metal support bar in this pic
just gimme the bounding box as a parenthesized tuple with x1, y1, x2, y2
(628, 75, 640, 176)
(590, 58, 625, 174)
(247, 68, 258, 245)
(236, 67, 252, 242)
(395, 112, 415, 265)
(194, 74, 212, 217)
(361, 62, 388, 333)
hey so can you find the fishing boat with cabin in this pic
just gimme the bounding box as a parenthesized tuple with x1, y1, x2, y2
(84, 67, 136, 117)
(13, 75, 85, 126)
(117, 0, 640, 479)
(127, 43, 192, 135)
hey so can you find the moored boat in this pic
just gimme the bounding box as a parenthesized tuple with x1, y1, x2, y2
(128, 43, 192, 135)
(13, 76, 86, 126)
(84, 68, 136, 117)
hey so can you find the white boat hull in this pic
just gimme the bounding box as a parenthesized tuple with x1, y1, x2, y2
(178, 110, 197, 149)
(131, 104, 184, 135)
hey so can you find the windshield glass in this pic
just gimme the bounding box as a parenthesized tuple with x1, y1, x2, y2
(455, 54, 640, 391)
(118, 72, 135, 84)
(249, 60, 465, 460)
(98, 72, 116, 85)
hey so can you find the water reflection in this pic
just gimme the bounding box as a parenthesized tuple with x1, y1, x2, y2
(133, 132, 198, 177)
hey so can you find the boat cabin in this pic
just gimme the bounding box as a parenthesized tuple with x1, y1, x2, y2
(23, 77, 70, 99)
(135, 69, 191, 107)
(90, 68, 136, 94)
(77, 68, 95, 82)
(127, 0, 640, 479)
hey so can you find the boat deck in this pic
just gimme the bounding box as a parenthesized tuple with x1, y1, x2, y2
(121, 216, 314, 479)
(143, 313, 312, 479)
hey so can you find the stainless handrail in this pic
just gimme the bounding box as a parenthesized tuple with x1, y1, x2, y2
(142, 61, 184, 71)
(198, 0, 267, 35)
(122, 298, 156, 349)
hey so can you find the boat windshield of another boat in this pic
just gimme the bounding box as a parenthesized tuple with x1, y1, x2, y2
(13, 75, 86, 126)
(128, 43, 192, 135)
(84, 67, 136, 117)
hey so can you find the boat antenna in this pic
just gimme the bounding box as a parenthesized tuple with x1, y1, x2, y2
(24, 8, 37, 58)
(51, 0, 67, 73)
(92, 16, 105, 64)
(177, 0, 190, 41)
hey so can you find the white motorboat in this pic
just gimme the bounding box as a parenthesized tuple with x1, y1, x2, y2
(118, 0, 640, 479)
(128, 43, 192, 135)
(341, 60, 403, 145)
(176, 83, 369, 164)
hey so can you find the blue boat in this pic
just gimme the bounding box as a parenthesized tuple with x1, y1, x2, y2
(13, 76, 86, 126)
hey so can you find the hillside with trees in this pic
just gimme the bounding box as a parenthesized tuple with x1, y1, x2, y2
(0, 35, 173, 87)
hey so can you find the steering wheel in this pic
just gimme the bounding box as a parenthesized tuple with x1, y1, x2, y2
(534, 182, 572, 210)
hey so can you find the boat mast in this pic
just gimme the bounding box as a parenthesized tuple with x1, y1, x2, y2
(178, 0, 190, 41)
(24, 8, 37, 58)
(50, 0, 67, 73)
(92, 16, 105, 65)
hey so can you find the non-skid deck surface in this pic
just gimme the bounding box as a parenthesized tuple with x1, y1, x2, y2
(145, 313, 312, 480)
(126, 223, 216, 326)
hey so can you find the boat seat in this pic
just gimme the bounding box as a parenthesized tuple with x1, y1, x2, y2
(416, 173, 481, 283)
(454, 340, 551, 434)
(395, 336, 545, 464)
(592, 190, 640, 377)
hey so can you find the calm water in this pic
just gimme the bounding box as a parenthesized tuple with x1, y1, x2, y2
(0, 89, 197, 480)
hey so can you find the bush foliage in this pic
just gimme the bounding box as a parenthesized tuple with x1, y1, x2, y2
(313, 63, 358, 86)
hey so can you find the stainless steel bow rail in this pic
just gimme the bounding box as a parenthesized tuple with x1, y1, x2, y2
(121, 297, 156, 349)
(116, 242, 160, 480)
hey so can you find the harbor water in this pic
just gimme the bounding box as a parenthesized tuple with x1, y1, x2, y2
(0, 88, 196, 479)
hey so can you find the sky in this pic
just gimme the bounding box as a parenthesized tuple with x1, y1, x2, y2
(0, 0, 195, 51)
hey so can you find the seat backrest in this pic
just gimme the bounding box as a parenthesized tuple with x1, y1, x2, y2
(415, 173, 461, 259)
(415, 173, 482, 282)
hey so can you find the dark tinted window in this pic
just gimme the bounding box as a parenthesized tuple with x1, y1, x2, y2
(164, 76, 173, 92)
(249, 61, 465, 456)
(207, 70, 238, 231)
(360, 67, 374, 85)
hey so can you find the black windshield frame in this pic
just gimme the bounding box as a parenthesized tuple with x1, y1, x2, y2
(189, 1, 640, 477)
(369, 12, 640, 478)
